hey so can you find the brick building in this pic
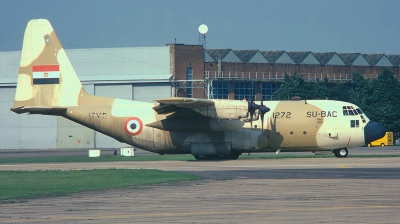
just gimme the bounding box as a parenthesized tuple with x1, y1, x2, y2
(170, 44, 400, 101)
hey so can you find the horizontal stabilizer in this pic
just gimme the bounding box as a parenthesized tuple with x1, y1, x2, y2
(10, 106, 67, 115)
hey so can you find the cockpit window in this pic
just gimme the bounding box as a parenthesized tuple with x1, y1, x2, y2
(360, 115, 366, 123)
(343, 106, 364, 116)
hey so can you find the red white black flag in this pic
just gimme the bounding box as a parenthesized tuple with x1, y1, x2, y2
(32, 65, 60, 85)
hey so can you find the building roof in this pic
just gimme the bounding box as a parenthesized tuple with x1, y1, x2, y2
(233, 50, 258, 62)
(388, 55, 400, 67)
(313, 52, 346, 65)
(286, 51, 312, 64)
(233, 50, 269, 63)
(260, 50, 285, 63)
(313, 52, 336, 65)
(362, 54, 393, 66)
(337, 53, 362, 66)
(206, 49, 233, 61)
(204, 50, 215, 62)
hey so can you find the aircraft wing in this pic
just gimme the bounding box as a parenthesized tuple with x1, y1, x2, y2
(151, 97, 270, 132)
(150, 97, 246, 132)
(153, 97, 214, 114)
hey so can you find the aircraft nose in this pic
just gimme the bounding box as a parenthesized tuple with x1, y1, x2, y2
(364, 121, 386, 145)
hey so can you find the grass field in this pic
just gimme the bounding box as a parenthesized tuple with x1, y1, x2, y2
(0, 169, 200, 201)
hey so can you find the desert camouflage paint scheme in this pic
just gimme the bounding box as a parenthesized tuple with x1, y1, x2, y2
(11, 19, 386, 160)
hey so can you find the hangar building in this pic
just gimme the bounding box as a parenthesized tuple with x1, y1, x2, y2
(1, 44, 399, 149)
(0, 46, 172, 149)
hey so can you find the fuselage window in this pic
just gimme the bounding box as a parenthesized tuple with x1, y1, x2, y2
(350, 120, 360, 128)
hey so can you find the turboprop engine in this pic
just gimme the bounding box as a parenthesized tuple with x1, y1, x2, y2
(190, 99, 249, 120)
(191, 99, 270, 122)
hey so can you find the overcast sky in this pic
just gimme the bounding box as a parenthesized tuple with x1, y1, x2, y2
(1, 0, 399, 54)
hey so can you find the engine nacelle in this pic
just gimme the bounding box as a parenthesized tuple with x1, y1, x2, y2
(191, 99, 249, 120)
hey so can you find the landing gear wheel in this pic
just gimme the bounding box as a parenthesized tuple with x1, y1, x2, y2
(215, 155, 228, 160)
(194, 155, 208, 160)
(334, 148, 348, 158)
(229, 153, 240, 160)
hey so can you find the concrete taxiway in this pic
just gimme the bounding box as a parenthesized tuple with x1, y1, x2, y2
(1, 149, 400, 223)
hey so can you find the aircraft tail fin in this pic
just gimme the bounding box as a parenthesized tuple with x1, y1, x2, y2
(12, 19, 84, 113)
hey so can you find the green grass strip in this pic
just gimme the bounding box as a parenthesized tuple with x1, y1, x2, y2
(0, 169, 200, 201)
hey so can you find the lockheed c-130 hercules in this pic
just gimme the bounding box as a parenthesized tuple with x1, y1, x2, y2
(11, 19, 386, 160)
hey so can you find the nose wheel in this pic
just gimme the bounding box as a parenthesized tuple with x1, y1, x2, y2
(333, 148, 348, 158)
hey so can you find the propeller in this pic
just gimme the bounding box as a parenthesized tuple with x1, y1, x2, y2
(258, 99, 270, 131)
(248, 100, 260, 122)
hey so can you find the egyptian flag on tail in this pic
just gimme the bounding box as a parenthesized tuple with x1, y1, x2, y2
(32, 65, 60, 85)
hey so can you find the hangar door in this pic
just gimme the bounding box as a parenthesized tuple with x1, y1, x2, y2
(133, 83, 171, 102)
(0, 87, 57, 149)
(94, 84, 132, 148)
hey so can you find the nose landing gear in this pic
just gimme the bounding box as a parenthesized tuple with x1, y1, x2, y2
(333, 148, 348, 158)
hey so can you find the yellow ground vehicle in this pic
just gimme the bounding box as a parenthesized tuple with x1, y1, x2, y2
(368, 132, 394, 147)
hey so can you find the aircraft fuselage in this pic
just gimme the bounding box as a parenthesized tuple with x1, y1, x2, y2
(63, 96, 372, 155)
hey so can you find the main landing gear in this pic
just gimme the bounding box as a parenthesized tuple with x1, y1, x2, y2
(333, 148, 348, 158)
(193, 153, 241, 161)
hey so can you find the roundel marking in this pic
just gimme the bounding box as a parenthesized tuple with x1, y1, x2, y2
(123, 117, 143, 136)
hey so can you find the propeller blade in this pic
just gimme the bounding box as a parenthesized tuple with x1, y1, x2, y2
(248, 100, 260, 122)
(261, 113, 264, 131)
(258, 99, 270, 131)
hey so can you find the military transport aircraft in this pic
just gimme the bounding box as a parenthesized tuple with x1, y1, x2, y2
(11, 19, 386, 160)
